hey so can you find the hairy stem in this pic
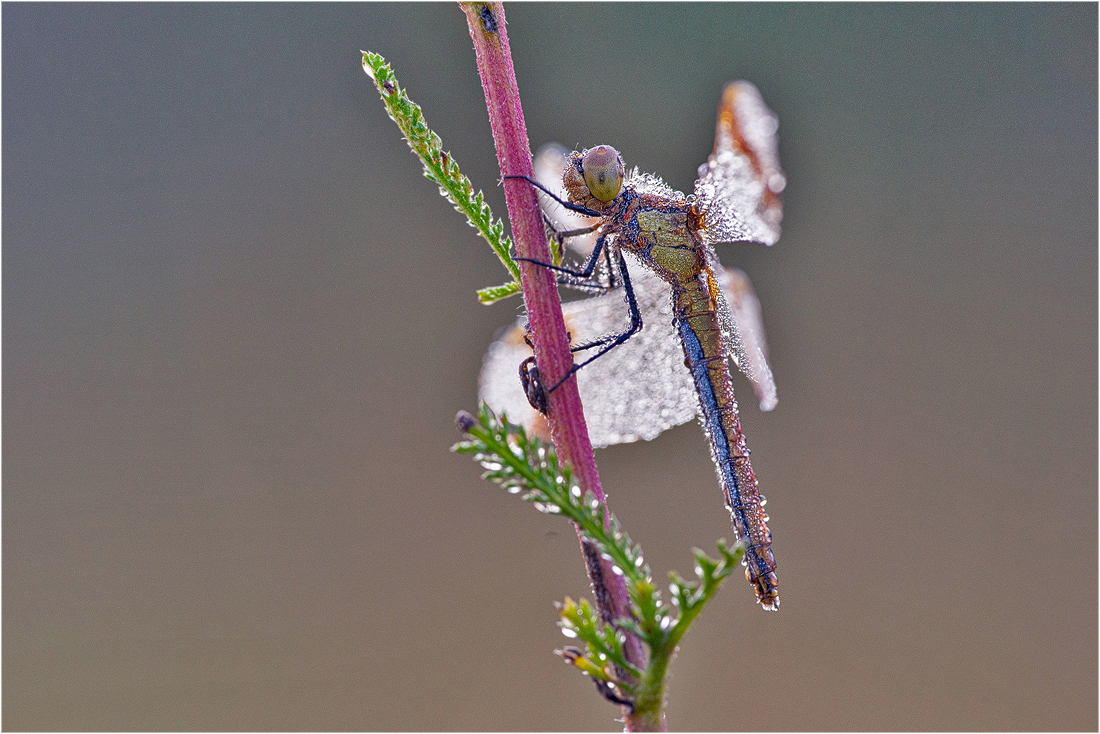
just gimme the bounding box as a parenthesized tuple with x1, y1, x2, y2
(458, 3, 653, 728)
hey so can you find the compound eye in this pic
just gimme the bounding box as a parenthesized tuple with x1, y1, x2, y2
(581, 145, 624, 202)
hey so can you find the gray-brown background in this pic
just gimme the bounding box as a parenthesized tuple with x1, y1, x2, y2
(4, 3, 1096, 730)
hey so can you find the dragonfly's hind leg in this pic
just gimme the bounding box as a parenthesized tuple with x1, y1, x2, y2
(519, 310, 627, 415)
(535, 251, 645, 394)
(507, 173, 616, 293)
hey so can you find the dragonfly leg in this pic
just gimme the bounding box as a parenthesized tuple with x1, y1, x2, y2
(537, 212, 596, 263)
(545, 216, 601, 244)
(515, 233, 607, 281)
(541, 252, 644, 393)
(519, 325, 607, 412)
(503, 174, 602, 217)
(603, 243, 619, 289)
(508, 174, 618, 290)
(534, 215, 615, 293)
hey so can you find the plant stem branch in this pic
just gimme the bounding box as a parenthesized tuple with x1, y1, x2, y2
(458, 3, 653, 728)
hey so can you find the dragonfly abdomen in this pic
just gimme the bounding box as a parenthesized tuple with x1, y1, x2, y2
(673, 277, 779, 610)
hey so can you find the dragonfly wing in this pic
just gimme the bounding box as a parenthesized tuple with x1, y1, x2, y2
(479, 259, 701, 448)
(694, 81, 785, 247)
(572, 260, 700, 446)
(709, 256, 778, 412)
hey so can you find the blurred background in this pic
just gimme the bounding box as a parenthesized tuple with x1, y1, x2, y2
(4, 3, 1096, 730)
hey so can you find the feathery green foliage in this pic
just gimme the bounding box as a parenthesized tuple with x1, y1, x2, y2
(362, 51, 521, 304)
(454, 407, 745, 721)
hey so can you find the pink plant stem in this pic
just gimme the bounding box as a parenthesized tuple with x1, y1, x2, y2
(459, 3, 654, 728)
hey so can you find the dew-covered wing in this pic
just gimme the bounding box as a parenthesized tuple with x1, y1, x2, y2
(705, 249, 778, 412)
(694, 81, 785, 247)
(479, 259, 700, 448)
(627, 168, 685, 201)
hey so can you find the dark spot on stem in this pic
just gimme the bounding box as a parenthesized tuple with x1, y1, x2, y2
(479, 4, 498, 33)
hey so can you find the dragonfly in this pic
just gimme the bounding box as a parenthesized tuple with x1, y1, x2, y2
(480, 81, 786, 610)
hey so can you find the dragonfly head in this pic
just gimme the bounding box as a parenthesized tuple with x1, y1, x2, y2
(564, 145, 624, 211)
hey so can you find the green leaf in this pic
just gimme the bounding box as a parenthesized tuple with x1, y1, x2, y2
(477, 280, 523, 304)
(454, 406, 749, 719)
(362, 51, 522, 300)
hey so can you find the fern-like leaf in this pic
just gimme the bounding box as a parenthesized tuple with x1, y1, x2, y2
(362, 52, 521, 301)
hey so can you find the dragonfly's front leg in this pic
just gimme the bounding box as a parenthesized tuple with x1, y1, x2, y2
(503, 174, 602, 217)
(565, 252, 643, 364)
(507, 173, 615, 293)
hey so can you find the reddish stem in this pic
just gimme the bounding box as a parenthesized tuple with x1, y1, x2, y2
(459, 3, 654, 729)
